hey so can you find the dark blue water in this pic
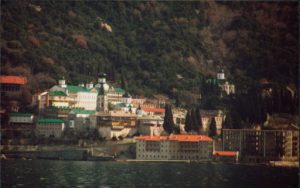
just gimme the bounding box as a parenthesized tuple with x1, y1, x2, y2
(1, 160, 298, 188)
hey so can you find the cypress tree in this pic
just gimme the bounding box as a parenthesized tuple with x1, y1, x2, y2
(195, 107, 202, 133)
(184, 109, 192, 133)
(191, 108, 200, 133)
(173, 125, 181, 134)
(120, 69, 128, 90)
(209, 117, 217, 137)
(163, 104, 175, 135)
(223, 112, 233, 129)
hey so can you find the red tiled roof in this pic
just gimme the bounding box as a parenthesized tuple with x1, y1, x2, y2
(213, 151, 238, 157)
(135, 134, 213, 142)
(0, 76, 27, 85)
(143, 108, 165, 113)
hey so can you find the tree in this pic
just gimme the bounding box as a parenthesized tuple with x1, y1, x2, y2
(223, 112, 233, 129)
(121, 69, 128, 90)
(163, 104, 175, 135)
(209, 117, 217, 137)
(184, 109, 193, 133)
(191, 108, 199, 133)
(195, 107, 202, 133)
(173, 125, 181, 134)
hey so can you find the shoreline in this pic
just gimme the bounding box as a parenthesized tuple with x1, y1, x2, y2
(1, 153, 298, 168)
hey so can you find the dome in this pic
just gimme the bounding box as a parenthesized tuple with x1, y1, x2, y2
(103, 83, 109, 91)
(123, 92, 131, 98)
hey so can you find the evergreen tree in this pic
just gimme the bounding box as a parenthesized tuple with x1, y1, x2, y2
(191, 108, 199, 133)
(256, 92, 267, 125)
(223, 112, 233, 129)
(196, 107, 202, 133)
(184, 109, 192, 133)
(173, 125, 181, 134)
(121, 69, 128, 90)
(209, 117, 217, 137)
(163, 104, 175, 135)
(273, 87, 281, 113)
(291, 93, 298, 115)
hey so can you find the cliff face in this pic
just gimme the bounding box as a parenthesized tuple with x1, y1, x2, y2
(1, 1, 298, 99)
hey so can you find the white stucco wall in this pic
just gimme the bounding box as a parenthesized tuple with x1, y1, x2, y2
(76, 92, 97, 110)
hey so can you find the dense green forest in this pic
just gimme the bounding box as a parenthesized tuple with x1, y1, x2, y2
(1, 1, 298, 125)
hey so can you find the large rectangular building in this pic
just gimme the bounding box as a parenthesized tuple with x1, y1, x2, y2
(135, 135, 214, 161)
(35, 118, 65, 138)
(137, 115, 164, 136)
(9, 112, 35, 137)
(96, 111, 137, 139)
(222, 129, 299, 163)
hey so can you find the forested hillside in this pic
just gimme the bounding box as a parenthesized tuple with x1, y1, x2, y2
(1, 1, 298, 111)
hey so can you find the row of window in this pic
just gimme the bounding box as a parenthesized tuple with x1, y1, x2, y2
(138, 149, 209, 153)
(37, 128, 62, 131)
(137, 154, 207, 160)
(139, 143, 210, 148)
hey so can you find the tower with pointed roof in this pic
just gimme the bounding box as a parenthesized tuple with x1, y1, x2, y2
(96, 77, 108, 112)
(95, 73, 109, 91)
(98, 73, 106, 84)
(58, 76, 67, 88)
(217, 67, 225, 81)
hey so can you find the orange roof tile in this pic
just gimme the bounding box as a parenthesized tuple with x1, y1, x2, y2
(143, 108, 165, 113)
(0, 76, 27, 85)
(135, 134, 213, 142)
(213, 151, 238, 157)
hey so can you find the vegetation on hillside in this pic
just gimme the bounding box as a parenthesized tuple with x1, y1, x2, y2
(1, 1, 298, 127)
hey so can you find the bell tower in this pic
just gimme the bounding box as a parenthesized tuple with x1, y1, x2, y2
(217, 67, 225, 80)
(96, 81, 108, 112)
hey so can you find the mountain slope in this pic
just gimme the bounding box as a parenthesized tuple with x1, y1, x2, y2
(1, 1, 298, 101)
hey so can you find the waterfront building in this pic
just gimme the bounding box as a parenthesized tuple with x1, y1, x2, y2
(200, 110, 224, 135)
(68, 109, 96, 132)
(222, 129, 299, 163)
(95, 111, 137, 139)
(35, 118, 65, 138)
(135, 135, 214, 161)
(0, 75, 27, 112)
(9, 112, 35, 136)
(0, 75, 27, 93)
(137, 115, 164, 136)
(212, 151, 239, 163)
